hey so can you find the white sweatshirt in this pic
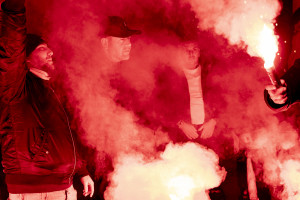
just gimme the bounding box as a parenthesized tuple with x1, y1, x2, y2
(183, 66, 205, 125)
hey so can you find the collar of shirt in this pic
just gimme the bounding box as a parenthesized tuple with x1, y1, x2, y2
(29, 67, 51, 80)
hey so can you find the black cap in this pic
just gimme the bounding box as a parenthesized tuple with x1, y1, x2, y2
(103, 16, 141, 38)
(26, 34, 46, 57)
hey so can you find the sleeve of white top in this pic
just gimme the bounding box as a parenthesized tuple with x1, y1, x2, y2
(183, 66, 205, 125)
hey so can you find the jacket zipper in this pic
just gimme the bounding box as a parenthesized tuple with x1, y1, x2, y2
(50, 87, 77, 184)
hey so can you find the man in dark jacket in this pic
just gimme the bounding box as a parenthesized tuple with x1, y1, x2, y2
(265, 59, 300, 110)
(0, 0, 94, 199)
(265, 8, 300, 110)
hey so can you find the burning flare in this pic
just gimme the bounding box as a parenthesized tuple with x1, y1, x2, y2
(256, 23, 280, 86)
(257, 24, 278, 70)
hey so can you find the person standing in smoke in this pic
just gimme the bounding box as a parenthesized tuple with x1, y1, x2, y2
(265, 8, 300, 110)
(0, 0, 94, 199)
(100, 17, 216, 142)
(176, 42, 216, 140)
(94, 14, 221, 199)
(95, 15, 142, 199)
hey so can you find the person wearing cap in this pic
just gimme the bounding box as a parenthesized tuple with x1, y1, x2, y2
(100, 16, 215, 140)
(91, 15, 142, 199)
(100, 16, 141, 63)
(0, 0, 94, 199)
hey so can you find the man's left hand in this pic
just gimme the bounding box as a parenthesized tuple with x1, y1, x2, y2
(81, 175, 94, 197)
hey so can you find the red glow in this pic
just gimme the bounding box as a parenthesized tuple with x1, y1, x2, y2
(17, 0, 300, 199)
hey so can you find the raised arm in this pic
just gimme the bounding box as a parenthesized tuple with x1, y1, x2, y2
(2, 0, 25, 12)
(1, 0, 26, 55)
(0, 0, 27, 103)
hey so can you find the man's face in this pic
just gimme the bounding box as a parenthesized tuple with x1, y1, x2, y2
(104, 36, 132, 62)
(179, 42, 200, 69)
(27, 43, 54, 72)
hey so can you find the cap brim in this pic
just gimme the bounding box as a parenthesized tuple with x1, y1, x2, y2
(130, 29, 142, 35)
(119, 29, 141, 38)
(104, 28, 141, 38)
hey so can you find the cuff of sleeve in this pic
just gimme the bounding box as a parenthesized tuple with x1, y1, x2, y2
(263, 89, 289, 111)
(76, 162, 90, 178)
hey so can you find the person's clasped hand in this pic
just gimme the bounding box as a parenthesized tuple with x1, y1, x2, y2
(265, 79, 287, 105)
(200, 118, 216, 139)
(177, 120, 199, 140)
(177, 119, 216, 140)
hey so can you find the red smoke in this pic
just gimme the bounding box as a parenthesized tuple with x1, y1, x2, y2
(17, 0, 300, 199)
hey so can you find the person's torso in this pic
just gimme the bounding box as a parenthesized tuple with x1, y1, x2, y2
(0, 72, 75, 176)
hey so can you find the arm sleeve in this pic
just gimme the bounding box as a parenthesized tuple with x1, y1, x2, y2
(2, 0, 25, 12)
(183, 66, 205, 125)
(76, 158, 89, 177)
(74, 137, 90, 177)
(0, 1, 27, 103)
(264, 89, 290, 111)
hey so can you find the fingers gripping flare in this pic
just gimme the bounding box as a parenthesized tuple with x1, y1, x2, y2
(265, 79, 288, 105)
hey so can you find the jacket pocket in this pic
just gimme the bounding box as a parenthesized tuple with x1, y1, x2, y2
(29, 128, 49, 159)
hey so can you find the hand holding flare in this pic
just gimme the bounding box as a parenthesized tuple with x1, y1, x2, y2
(259, 24, 288, 104)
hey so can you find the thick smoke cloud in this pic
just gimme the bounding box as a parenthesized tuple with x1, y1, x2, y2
(183, 0, 281, 57)
(280, 160, 300, 200)
(43, 0, 196, 175)
(104, 143, 226, 200)
(19, 0, 300, 199)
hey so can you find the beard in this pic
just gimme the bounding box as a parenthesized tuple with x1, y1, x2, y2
(121, 51, 130, 61)
(40, 62, 56, 78)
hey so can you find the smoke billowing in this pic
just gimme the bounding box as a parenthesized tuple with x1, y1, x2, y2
(183, 0, 281, 57)
(104, 142, 226, 200)
(20, 0, 300, 199)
